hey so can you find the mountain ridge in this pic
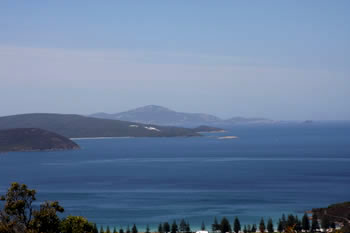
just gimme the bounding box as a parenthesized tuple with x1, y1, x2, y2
(90, 105, 274, 127)
(0, 113, 200, 138)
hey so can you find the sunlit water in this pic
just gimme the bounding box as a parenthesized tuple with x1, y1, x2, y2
(1, 123, 350, 230)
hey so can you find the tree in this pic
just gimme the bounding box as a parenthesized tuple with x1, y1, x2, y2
(184, 221, 191, 233)
(321, 215, 330, 230)
(311, 213, 319, 232)
(294, 216, 301, 232)
(30, 201, 64, 233)
(251, 224, 257, 233)
(106, 226, 111, 233)
(201, 221, 206, 231)
(0, 182, 36, 230)
(100, 226, 105, 233)
(146, 224, 150, 233)
(233, 217, 241, 233)
(277, 219, 283, 233)
(180, 219, 186, 232)
(120, 227, 125, 233)
(114, 227, 118, 233)
(132, 224, 138, 233)
(171, 221, 178, 233)
(247, 224, 251, 233)
(301, 213, 310, 231)
(286, 214, 295, 228)
(127, 225, 131, 233)
(220, 217, 231, 233)
(163, 222, 170, 233)
(212, 217, 220, 232)
(259, 218, 265, 233)
(93, 223, 99, 233)
(281, 214, 286, 230)
(267, 218, 273, 233)
(158, 223, 163, 233)
(60, 216, 94, 233)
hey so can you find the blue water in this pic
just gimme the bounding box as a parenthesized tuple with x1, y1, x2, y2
(0, 123, 350, 230)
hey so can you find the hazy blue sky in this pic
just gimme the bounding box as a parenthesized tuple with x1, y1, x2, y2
(1, 1, 349, 120)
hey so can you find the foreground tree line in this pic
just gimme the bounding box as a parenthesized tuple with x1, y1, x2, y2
(1, 183, 349, 233)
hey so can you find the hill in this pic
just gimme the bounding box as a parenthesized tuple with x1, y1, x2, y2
(312, 202, 350, 224)
(0, 113, 199, 138)
(192, 125, 225, 133)
(91, 105, 221, 127)
(90, 105, 274, 127)
(0, 128, 79, 152)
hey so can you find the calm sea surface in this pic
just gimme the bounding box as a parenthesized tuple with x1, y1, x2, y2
(1, 123, 350, 229)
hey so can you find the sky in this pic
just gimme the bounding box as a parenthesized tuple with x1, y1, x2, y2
(0, 1, 349, 120)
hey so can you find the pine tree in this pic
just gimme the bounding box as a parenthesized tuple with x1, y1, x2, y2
(295, 216, 301, 232)
(212, 217, 220, 232)
(233, 217, 241, 233)
(106, 226, 111, 233)
(259, 218, 265, 233)
(220, 217, 231, 233)
(120, 228, 124, 233)
(287, 214, 295, 228)
(146, 224, 150, 233)
(113, 227, 118, 233)
(311, 213, 319, 232)
(185, 221, 191, 233)
(201, 221, 206, 230)
(267, 218, 273, 233)
(132, 224, 138, 233)
(277, 219, 283, 233)
(158, 223, 164, 233)
(281, 214, 286, 230)
(251, 224, 257, 233)
(247, 224, 251, 233)
(302, 213, 310, 231)
(93, 224, 98, 233)
(243, 225, 247, 233)
(127, 225, 131, 233)
(164, 222, 170, 233)
(180, 219, 186, 232)
(171, 221, 178, 233)
(100, 226, 105, 233)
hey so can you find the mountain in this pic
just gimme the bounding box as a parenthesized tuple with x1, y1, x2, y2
(0, 128, 79, 152)
(90, 105, 274, 127)
(90, 105, 221, 126)
(0, 113, 200, 138)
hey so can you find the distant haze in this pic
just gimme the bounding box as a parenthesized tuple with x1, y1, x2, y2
(0, 1, 349, 120)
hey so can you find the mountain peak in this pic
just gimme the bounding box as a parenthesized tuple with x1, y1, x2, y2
(129, 105, 174, 113)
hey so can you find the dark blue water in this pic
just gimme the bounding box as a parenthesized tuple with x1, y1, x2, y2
(1, 123, 350, 230)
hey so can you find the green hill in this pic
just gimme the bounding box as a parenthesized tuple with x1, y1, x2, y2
(0, 113, 200, 138)
(0, 128, 80, 152)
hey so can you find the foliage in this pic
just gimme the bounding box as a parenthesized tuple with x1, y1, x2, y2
(30, 201, 64, 233)
(212, 217, 220, 232)
(259, 218, 265, 233)
(171, 221, 178, 233)
(60, 215, 94, 233)
(233, 217, 240, 233)
(267, 218, 273, 233)
(220, 217, 231, 233)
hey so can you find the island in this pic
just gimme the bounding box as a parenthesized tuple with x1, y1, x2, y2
(0, 128, 80, 153)
(192, 125, 225, 133)
(0, 113, 200, 138)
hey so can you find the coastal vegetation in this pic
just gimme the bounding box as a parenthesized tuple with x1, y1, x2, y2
(0, 128, 79, 153)
(0, 183, 349, 233)
(0, 113, 200, 138)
